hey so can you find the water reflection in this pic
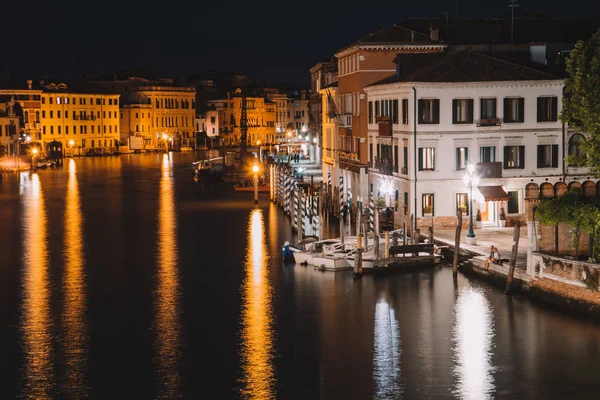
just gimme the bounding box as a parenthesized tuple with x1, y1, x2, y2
(373, 298, 402, 399)
(240, 209, 275, 399)
(20, 172, 54, 398)
(62, 159, 89, 396)
(452, 285, 495, 400)
(154, 153, 183, 398)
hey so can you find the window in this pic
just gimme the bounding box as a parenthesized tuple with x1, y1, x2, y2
(456, 147, 469, 170)
(49, 111, 53, 118)
(404, 192, 408, 215)
(402, 99, 408, 124)
(58, 126, 61, 134)
(503, 145, 525, 169)
(43, 126, 46, 134)
(42, 111, 46, 118)
(65, 126, 69, 134)
(368, 101, 373, 124)
(57, 97, 61, 104)
(82, 139, 86, 148)
(504, 97, 524, 123)
(480, 98, 497, 119)
(392, 99, 398, 124)
(537, 144, 558, 168)
(212, 127, 215, 134)
(422, 193, 434, 216)
(50, 126, 54, 134)
(403, 146, 408, 170)
(369, 142, 373, 165)
(418, 99, 439, 124)
(568, 133, 585, 165)
(57, 111, 61, 118)
(49, 97, 53, 104)
(456, 193, 469, 215)
(480, 146, 496, 162)
(452, 99, 473, 124)
(42, 97, 46, 104)
(210, 116, 216, 123)
(418, 147, 435, 171)
(73, 125, 77, 134)
(507, 191, 519, 214)
(537, 96, 558, 122)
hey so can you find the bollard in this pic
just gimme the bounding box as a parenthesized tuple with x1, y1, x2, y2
(384, 231, 390, 259)
(392, 232, 398, 247)
(505, 222, 521, 295)
(453, 210, 463, 277)
(353, 234, 363, 278)
(374, 233, 380, 260)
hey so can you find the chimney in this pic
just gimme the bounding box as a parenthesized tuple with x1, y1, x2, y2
(26, 79, 32, 89)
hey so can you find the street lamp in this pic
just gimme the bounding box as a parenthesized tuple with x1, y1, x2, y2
(252, 164, 259, 204)
(463, 163, 480, 245)
(69, 140, 75, 157)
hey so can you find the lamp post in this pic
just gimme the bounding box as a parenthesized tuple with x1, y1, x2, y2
(463, 163, 480, 245)
(252, 164, 259, 204)
(69, 140, 75, 157)
(31, 148, 38, 172)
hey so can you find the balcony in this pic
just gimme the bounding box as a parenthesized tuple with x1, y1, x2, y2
(339, 113, 352, 127)
(401, 167, 408, 175)
(374, 157, 397, 176)
(476, 117, 502, 127)
(476, 162, 502, 179)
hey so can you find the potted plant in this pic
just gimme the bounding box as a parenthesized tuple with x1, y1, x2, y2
(423, 205, 433, 217)
(457, 204, 467, 215)
(474, 208, 482, 229)
(499, 207, 507, 227)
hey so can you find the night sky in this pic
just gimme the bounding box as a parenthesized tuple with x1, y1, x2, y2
(2, 0, 598, 87)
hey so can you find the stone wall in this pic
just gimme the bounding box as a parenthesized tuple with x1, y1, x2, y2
(536, 223, 592, 258)
(530, 252, 600, 292)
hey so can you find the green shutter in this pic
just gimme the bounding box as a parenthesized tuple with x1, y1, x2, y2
(452, 99, 457, 124)
(519, 145, 525, 169)
(433, 99, 440, 124)
(537, 97, 543, 122)
(468, 99, 474, 123)
(551, 97, 558, 121)
(456, 147, 460, 170)
(393, 99, 398, 124)
(432, 194, 435, 216)
(504, 98, 510, 121)
(552, 144, 559, 168)
(418, 148, 423, 171)
(465, 148, 469, 164)
(537, 145, 543, 168)
(504, 146, 509, 169)
(518, 98, 525, 122)
(418, 100, 424, 124)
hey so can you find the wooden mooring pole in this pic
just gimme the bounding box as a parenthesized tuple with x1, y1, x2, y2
(403, 222, 407, 246)
(353, 234, 363, 278)
(428, 226, 434, 255)
(505, 221, 521, 295)
(453, 210, 463, 277)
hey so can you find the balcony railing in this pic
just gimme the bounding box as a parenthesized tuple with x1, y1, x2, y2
(476, 162, 502, 178)
(476, 117, 502, 127)
(339, 113, 352, 127)
(374, 157, 397, 176)
(401, 167, 408, 175)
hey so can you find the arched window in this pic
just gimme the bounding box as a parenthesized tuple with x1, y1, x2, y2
(568, 133, 585, 165)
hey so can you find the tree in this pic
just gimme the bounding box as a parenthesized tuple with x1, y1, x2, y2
(561, 30, 600, 176)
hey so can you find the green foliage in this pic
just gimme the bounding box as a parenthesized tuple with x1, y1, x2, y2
(561, 30, 600, 176)
(536, 188, 600, 259)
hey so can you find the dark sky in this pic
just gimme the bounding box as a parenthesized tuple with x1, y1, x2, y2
(2, 0, 598, 87)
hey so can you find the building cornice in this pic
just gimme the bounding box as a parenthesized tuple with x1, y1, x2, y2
(335, 44, 446, 58)
(365, 79, 564, 94)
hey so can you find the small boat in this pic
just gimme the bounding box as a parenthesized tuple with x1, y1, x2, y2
(282, 241, 303, 261)
(180, 146, 193, 152)
(234, 183, 270, 192)
(312, 254, 351, 271)
(292, 239, 342, 265)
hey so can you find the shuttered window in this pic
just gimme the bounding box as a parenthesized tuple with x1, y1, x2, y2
(503, 145, 525, 169)
(537, 97, 558, 122)
(537, 144, 559, 168)
(504, 97, 525, 123)
(418, 99, 439, 124)
(452, 99, 473, 124)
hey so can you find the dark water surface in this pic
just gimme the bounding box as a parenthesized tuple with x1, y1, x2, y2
(1, 153, 599, 399)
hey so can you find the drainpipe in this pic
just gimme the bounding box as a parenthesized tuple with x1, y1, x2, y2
(412, 86, 417, 235)
(562, 121, 566, 182)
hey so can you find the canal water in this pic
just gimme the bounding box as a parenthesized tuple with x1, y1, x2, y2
(1, 153, 599, 399)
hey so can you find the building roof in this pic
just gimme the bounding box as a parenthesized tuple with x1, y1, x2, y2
(337, 24, 435, 53)
(369, 50, 560, 87)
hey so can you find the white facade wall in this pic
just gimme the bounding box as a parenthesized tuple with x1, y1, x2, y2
(365, 79, 565, 227)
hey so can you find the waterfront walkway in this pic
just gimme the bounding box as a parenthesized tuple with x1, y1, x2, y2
(434, 225, 528, 272)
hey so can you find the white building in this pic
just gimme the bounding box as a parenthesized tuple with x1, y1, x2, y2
(364, 50, 570, 231)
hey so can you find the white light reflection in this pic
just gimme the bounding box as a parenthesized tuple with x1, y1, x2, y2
(373, 298, 402, 399)
(240, 209, 275, 399)
(452, 286, 495, 400)
(154, 153, 183, 399)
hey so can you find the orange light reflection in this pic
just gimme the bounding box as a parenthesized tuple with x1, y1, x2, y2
(154, 153, 182, 398)
(21, 172, 54, 398)
(240, 209, 275, 399)
(63, 159, 88, 396)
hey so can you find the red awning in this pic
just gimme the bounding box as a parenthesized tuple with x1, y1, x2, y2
(478, 185, 510, 201)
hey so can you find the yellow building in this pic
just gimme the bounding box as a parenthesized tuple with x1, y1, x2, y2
(119, 83, 196, 150)
(120, 103, 154, 150)
(209, 94, 276, 146)
(40, 82, 120, 155)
